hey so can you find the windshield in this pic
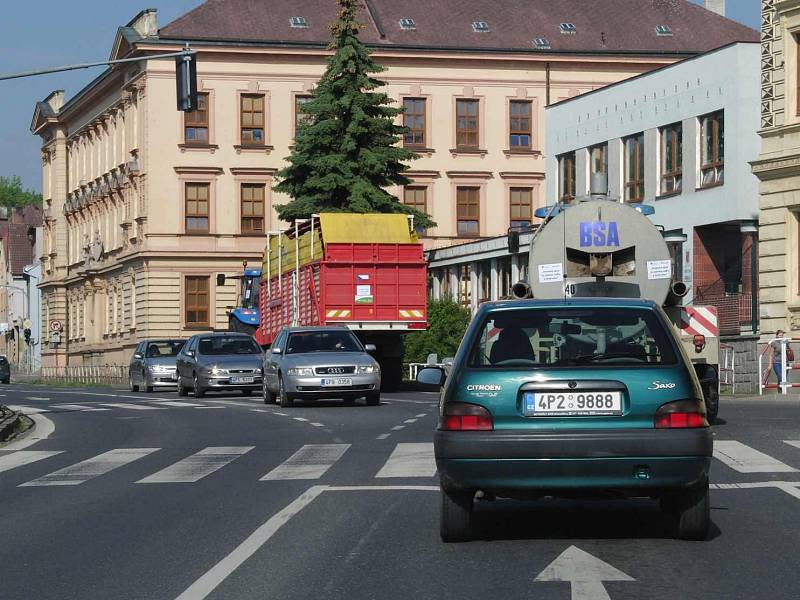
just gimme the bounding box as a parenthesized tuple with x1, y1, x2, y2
(469, 307, 677, 368)
(198, 336, 261, 355)
(241, 275, 260, 309)
(286, 330, 363, 354)
(145, 340, 185, 358)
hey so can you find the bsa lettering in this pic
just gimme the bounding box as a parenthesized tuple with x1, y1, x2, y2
(579, 221, 621, 248)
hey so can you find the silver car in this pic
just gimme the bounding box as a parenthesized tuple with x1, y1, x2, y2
(262, 326, 381, 407)
(176, 332, 263, 398)
(129, 339, 185, 392)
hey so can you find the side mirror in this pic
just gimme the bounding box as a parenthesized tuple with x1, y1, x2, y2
(272, 347, 282, 354)
(186, 350, 195, 357)
(417, 366, 446, 387)
(364, 344, 377, 353)
(133, 353, 143, 359)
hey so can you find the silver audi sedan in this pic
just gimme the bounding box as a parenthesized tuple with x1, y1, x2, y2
(262, 326, 381, 407)
(176, 332, 263, 397)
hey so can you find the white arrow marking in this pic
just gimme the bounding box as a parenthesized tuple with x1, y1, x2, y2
(535, 545, 634, 600)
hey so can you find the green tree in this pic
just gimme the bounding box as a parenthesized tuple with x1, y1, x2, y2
(404, 297, 471, 364)
(274, 0, 433, 228)
(0, 176, 42, 208)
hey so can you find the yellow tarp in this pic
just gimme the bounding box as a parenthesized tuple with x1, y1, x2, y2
(261, 213, 417, 277)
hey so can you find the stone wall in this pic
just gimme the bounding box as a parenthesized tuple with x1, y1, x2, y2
(720, 335, 760, 395)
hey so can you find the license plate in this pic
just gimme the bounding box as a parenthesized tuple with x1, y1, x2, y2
(170, 373, 178, 381)
(321, 377, 352, 387)
(524, 391, 622, 416)
(231, 376, 255, 384)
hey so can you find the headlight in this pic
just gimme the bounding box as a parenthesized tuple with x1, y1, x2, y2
(287, 367, 314, 376)
(356, 364, 380, 374)
(210, 366, 229, 375)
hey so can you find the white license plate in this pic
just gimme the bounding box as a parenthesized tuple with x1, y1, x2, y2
(231, 376, 255, 384)
(524, 391, 622, 416)
(321, 377, 352, 387)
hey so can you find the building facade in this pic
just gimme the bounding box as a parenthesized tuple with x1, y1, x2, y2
(31, 1, 756, 367)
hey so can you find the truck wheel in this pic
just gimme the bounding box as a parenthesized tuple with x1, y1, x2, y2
(677, 478, 710, 541)
(279, 376, 293, 408)
(440, 487, 474, 542)
(705, 385, 719, 423)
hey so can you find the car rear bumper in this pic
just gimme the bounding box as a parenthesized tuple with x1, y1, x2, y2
(435, 428, 712, 493)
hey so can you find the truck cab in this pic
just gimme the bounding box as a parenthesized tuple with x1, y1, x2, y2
(228, 267, 262, 335)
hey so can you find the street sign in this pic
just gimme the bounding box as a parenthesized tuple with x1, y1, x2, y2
(50, 319, 63, 332)
(50, 332, 61, 344)
(23, 319, 33, 330)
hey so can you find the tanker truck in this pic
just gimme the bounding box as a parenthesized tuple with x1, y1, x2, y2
(511, 197, 720, 421)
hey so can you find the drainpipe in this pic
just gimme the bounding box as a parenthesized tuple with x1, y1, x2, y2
(545, 62, 551, 106)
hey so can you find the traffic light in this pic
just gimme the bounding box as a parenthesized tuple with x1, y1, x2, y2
(24, 328, 31, 344)
(507, 229, 520, 254)
(175, 51, 198, 112)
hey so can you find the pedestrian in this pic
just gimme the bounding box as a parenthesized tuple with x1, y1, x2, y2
(769, 330, 792, 394)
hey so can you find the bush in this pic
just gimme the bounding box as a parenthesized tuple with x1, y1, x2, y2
(404, 298, 471, 364)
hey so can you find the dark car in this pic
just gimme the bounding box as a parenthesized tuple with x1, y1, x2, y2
(0, 355, 10, 384)
(418, 298, 712, 542)
(176, 332, 263, 397)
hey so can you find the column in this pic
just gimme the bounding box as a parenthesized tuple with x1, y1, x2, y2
(470, 262, 479, 314)
(490, 258, 499, 301)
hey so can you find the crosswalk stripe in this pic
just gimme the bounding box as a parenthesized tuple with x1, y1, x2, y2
(260, 444, 350, 481)
(137, 447, 254, 483)
(147, 400, 205, 408)
(375, 443, 436, 478)
(97, 403, 166, 411)
(0, 451, 64, 473)
(713, 440, 798, 473)
(783, 440, 800, 450)
(19, 448, 160, 486)
(52, 404, 111, 412)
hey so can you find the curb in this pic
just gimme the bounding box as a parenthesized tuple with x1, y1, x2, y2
(0, 406, 34, 444)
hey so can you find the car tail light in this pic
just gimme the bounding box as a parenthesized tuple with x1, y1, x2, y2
(440, 402, 493, 431)
(654, 399, 708, 429)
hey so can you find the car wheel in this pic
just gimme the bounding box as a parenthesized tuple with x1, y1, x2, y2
(193, 374, 206, 399)
(440, 487, 474, 543)
(262, 379, 275, 405)
(279, 375, 293, 408)
(129, 374, 139, 392)
(366, 392, 380, 406)
(676, 478, 710, 541)
(143, 371, 154, 393)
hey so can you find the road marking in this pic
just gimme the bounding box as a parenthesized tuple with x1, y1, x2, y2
(711, 480, 800, 501)
(293, 417, 309, 422)
(714, 440, 798, 473)
(25, 396, 50, 401)
(194, 406, 225, 409)
(375, 443, 436, 478)
(19, 448, 160, 487)
(376, 433, 390, 440)
(783, 440, 800, 450)
(147, 400, 205, 408)
(137, 447, 254, 483)
(260, 444, 350, 481)
(6, 405, 50, 414)
(403, 418, 418, 424)
(51, 404, 111, 412)
(274, 412, 288, 416)
(535, 545, 635, 600)
(310, 422, 324, 427)
(251, 409, 268, 413)
(382, 398, 437, 405)
(174, 485, 328, 600)
(391, 425, 405, 431)
(414, 413, 427, 418)
(0, 450, 64, 473)
(97, 403, 167, 411)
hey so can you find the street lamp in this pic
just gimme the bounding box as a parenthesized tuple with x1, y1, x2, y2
(739, 220, 759, 334)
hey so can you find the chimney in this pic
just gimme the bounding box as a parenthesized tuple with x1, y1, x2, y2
(129, 9, 158, 38)
(704, 0, 725, 17)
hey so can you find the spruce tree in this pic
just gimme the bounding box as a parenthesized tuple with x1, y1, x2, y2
(273, 0, 434, 228)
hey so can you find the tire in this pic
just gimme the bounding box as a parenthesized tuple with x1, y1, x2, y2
(440, 487, 474, 543)
(143, 372, 153, 394)
(366, 392, 380, 406)
(676, 479, 710, 541)
(279, 375, 293, 408)
(193, 374, 206, 399)
(262, 379, 275, 405)
(129, 374, 139, 392)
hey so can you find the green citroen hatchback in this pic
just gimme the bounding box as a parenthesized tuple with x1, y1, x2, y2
(418, 298, 712, 542)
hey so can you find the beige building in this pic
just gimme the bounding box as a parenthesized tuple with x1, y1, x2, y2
(31, 1, 755, 367)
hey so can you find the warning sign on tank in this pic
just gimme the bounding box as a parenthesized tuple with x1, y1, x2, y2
(538, 263, 563, 283)
(355, 284, 373, 303)
(646, 259, 672, 280)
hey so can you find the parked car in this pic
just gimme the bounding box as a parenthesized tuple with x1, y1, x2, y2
(129, 339, 185, 392)
(176, 332, 263, 398)
(262, 326, 380, 407)
(418, 298, 712, 542)
(0, 355, 10, 384)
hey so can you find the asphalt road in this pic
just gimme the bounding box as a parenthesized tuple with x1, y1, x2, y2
(1, 385, 800, 600)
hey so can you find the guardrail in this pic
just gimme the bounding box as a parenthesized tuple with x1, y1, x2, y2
(406, 362, 452, 381)
(719, 343, 736, 395)
(38, 365, 128, 385)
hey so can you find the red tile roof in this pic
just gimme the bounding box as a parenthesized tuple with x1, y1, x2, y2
(0, 206, 41, 276)
(159, 0, 758, 54)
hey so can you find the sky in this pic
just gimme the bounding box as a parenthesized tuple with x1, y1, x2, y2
(0, 0, 760, 193)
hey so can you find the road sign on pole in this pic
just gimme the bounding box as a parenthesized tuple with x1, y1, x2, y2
(50, 319, 63, 332)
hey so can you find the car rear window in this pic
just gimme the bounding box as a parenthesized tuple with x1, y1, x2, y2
(286, 331, 362, 354)
(469, 307, 677, 368)
(145, 340, 185, 358)
(198, 337, 261, 355)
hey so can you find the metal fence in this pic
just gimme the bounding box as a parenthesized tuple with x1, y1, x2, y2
(38, 365, 128, 385)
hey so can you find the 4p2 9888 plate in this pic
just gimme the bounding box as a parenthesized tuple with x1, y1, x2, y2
(524, 391, 622, 416)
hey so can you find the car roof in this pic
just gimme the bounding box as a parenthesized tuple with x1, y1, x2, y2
(480, 298, 658, 312)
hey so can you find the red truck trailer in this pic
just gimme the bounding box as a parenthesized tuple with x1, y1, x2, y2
(255, 213, 428, 391)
